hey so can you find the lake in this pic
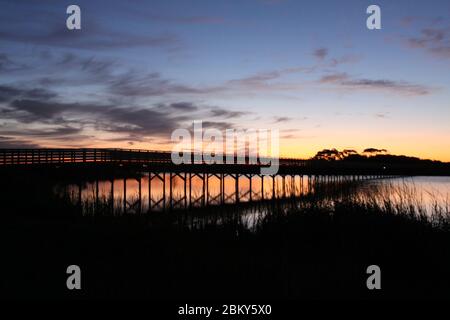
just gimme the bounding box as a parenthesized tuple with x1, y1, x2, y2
(60, 175, 450, 218)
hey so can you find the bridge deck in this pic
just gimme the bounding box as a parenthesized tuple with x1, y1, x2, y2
(0, 148, 444, 176)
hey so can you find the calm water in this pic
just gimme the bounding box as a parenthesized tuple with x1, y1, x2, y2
(60, 175, 450, 217)
(62, 174, 314, 212)
(365, 176, 450, 214)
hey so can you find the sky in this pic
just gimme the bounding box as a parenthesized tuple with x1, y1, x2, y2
(0, 0, 449, 160)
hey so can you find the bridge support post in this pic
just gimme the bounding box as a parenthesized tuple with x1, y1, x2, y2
(169, 173, 173, 210)
(261, 175, 264, 200)
(184, 173, 187, 209)
(123, 178, 127, 214)
(110, 179, 114, 215)
(78, 182, 82, 214)
(235, 174, 239, 203)
(249, 174, 252, 202)
(300, 175, 303, 195)
(221, 173, 224, 204)
(203, 173, 206, 206)
(291, 175, 295, 197)
(189, 173, 192, 208)
(148, 172, 151, 212)
(95, 179, 99, 214)
(138, 176, 142, 214)
(272, 175, 276, 200)
(163, 173, 166, 211)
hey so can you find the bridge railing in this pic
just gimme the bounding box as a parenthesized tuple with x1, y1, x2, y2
(0, 148, 307, 167)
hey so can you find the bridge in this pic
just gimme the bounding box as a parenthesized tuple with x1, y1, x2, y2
(0, 148, 418, 213)
(8, 148, 450, 212)
(0, 148, 393, 174)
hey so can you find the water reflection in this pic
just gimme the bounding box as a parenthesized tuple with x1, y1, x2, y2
(60, 175, 450, 218)
(63, 174, 317, 214)
(364, 176, 450, 216)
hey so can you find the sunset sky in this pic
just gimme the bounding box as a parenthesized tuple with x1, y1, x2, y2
(0, 0, 449, 160)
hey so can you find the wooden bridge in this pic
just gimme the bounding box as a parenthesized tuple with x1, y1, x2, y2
(0, 148, 406, 214)
(0, 148, 395, 175)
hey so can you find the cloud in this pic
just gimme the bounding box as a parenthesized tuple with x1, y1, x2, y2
(58, 53, 117, 76)
(318, 72, 431, 96)
(319, 73, 349, 83)
(0, 126, 84, 139)
(0, 16, 181, 51)
(0, 53, 28, 72)
(107, 71, 223, 97)
(313, 48, 328, 60)
(3, 51, 222, 99)
(209, 107, 248, 119)
(0, 87, 248, 145)
(200, 121, 235, 131)
(273, 116, 291, 123)
(328, 54, 362, 67)
(343, 79, 430, 96)
(0, 136, 40, 148)
(226, 49, 360, 93)
(406, 27, 450, 58)
(398, 16, 450, 59)
(227, 67, 312, 92)
(2, 98, 184, 137)
(159, 102, 199, 112)
(0, 85, 57, 103)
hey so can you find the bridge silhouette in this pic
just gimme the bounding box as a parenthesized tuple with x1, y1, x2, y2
(0, 148, 394, 174)
(0, 148, 399, 213)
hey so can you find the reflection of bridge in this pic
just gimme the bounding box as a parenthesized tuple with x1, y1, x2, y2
(1, 148, 398, 213)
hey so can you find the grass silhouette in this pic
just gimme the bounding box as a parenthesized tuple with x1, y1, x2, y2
(1, 172, 450, 299)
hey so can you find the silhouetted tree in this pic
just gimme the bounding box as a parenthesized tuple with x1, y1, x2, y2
(363, 148, 387, 157)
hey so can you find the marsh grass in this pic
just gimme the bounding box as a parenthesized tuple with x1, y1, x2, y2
(2, 175, 450, 299)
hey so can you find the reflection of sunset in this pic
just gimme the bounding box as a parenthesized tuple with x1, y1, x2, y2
(67, 175, 450, 217)
(69, 175, 313, 211)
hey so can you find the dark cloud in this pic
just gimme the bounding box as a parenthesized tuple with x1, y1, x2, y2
(0, 85, 57, 103)
(2, 98, 182, 137)
(318, 72, 431, 96)
(2, 51, 222, 100)
(407, 26, 450, 58)
(227, 67, 311, 92)
(59, 53, 117, 76)
(0, 20, 180, 51)
(0, 92, 247, 144)
(319, 73, 349, 83)
(201, 121, 235, 131)
(0, 126, 84, 139)
(272, 116, 291, 123)
(0, 53, 27, 72)
(0, 136, 40, 148)
(107, 71, 223, 97)
(399, 16, 450, 59)
(6, 99, 82, 123)
(343, 79, 430, 96)
(209, 108, 247, 119)
(313, 48, 329, 60)
(164, 102, 199, 112)
(328, 54, 362, 67)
